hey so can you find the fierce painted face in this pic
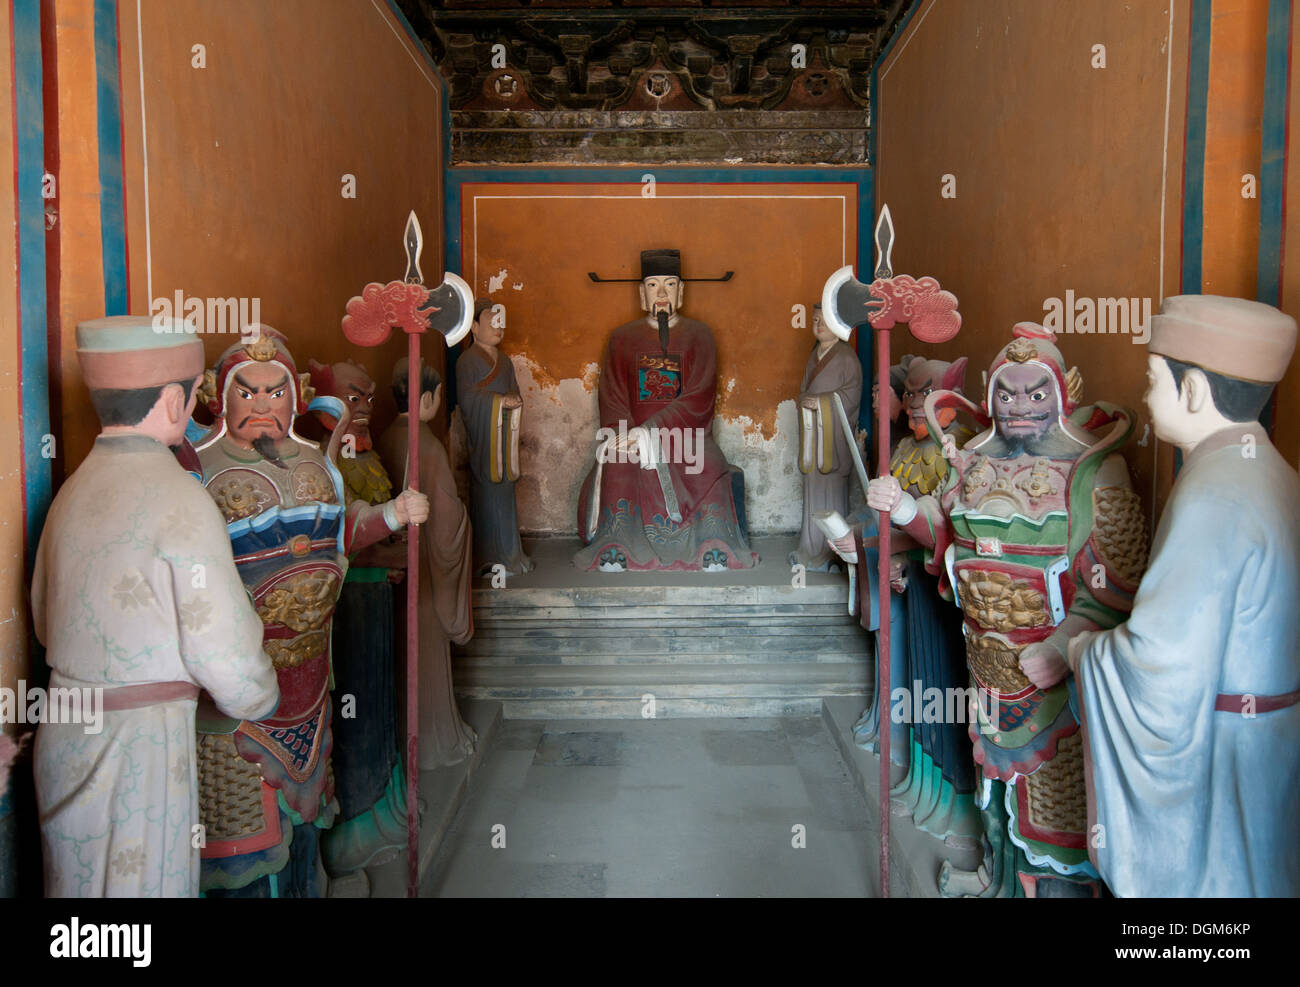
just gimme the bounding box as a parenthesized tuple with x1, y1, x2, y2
(901, 357, 967, 439)
(640, 275, 683, 320)
(315, 362, 376, 449)
(991, 362, 1060, 443)
(227, 361, 294, 448)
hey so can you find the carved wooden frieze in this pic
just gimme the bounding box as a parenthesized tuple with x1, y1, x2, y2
(396, 0, 905, 164)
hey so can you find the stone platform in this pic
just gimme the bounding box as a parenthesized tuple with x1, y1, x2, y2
(454, 535, 871, 719)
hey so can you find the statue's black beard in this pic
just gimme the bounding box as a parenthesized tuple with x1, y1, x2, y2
(980, 422, 1085, 460)
(656, 311, 670, 354)
(252, 434, 288, 469)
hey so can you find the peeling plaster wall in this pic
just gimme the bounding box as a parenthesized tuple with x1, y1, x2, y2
(490, 356, 811, 535)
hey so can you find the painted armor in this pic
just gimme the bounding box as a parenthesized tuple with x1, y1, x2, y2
(898, 327, 1147, 895)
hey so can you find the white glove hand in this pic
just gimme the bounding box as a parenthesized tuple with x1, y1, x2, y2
(867, 476, 917, 524)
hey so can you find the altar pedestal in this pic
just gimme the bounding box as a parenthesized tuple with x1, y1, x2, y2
(454, 536, 871, 719)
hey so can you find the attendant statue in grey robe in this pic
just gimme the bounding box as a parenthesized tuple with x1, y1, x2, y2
(377, 360, 478, 769)
(456, 298, 533, 576)
(791, 304, 862, 572)
(1068, 295, 1300, 897)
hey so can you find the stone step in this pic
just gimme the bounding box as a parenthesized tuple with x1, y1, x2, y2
(465, 617, 865, 637)
(459, 628, 867, 660)
(470, 603, 850, 622)
(457, 649, 866, 667)
(495, 696, 849, 719)
(455, 536, 868, 720)
(472, 583, 848, 608)
(455, 661, 869, 694)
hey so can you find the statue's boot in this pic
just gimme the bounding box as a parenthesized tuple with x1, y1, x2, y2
(890, 736, 922, 814)
(915, 768, 953, 836)
(915, 757, 941, 825)
(935, 780, 1021, 898)
(938, 858, 993, 898)
(897, 748, 933, 819)
(943, 793, 984, 849)
(321, 763, 408, 877)
(852, 699, 880, 751)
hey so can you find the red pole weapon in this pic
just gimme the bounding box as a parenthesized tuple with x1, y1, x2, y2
(341, 211, 473, 898)
(822, 204, 962, 897)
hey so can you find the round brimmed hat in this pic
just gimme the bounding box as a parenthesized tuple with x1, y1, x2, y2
(1150, 295, 1297, 383)
(76, 315, 204, 389)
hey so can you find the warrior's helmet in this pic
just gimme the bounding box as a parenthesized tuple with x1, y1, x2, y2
(198, 325, 315, 422)
(985, 323, 1082, 419)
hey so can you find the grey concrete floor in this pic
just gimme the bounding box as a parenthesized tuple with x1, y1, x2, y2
(423, 715, 879, 897)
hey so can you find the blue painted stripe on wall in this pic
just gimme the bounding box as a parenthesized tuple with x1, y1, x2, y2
(1257, 0, 1292, 306)
(94, 0, 128, 315)
(857, 178, 874, 433)
(13, 0, 52, 569)
(1181, 0, 1213, 294)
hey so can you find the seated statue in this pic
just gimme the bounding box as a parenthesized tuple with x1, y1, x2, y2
(575, 249, 758, 572)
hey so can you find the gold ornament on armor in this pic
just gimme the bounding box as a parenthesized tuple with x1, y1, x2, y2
(958, 569, 1051, 633)
(212, 477, 275, 522)
(298, 372, 315, 405)
(1005, 338, 1038, 363)
(966, 631, 1034, 693)
(197, 368, 219, 411)
(291, 465, 337, 504)
(1065, 366, 1084, 404)
(1017, 458, 1059, 500)
(263, 630, 328, 670)
(257, 570, 340, 632)
(963, 455, 994, 499)
(244, 335, 279, 362)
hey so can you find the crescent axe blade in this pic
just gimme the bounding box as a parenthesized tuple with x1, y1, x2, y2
(821, 265, 874, 342)
(419, 272, 475, 347)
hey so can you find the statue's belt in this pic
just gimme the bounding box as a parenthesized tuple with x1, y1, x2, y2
(234, 535, 339, 565)
(1215, 689, 1300, 715)
(48, 675, 200, 712)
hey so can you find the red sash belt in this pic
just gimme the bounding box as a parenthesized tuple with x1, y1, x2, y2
(1215, 689, 1300, 715)
(101, 681, 200, 712)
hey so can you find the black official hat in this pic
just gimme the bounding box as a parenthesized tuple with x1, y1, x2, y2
(640, 249, 682, 280)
